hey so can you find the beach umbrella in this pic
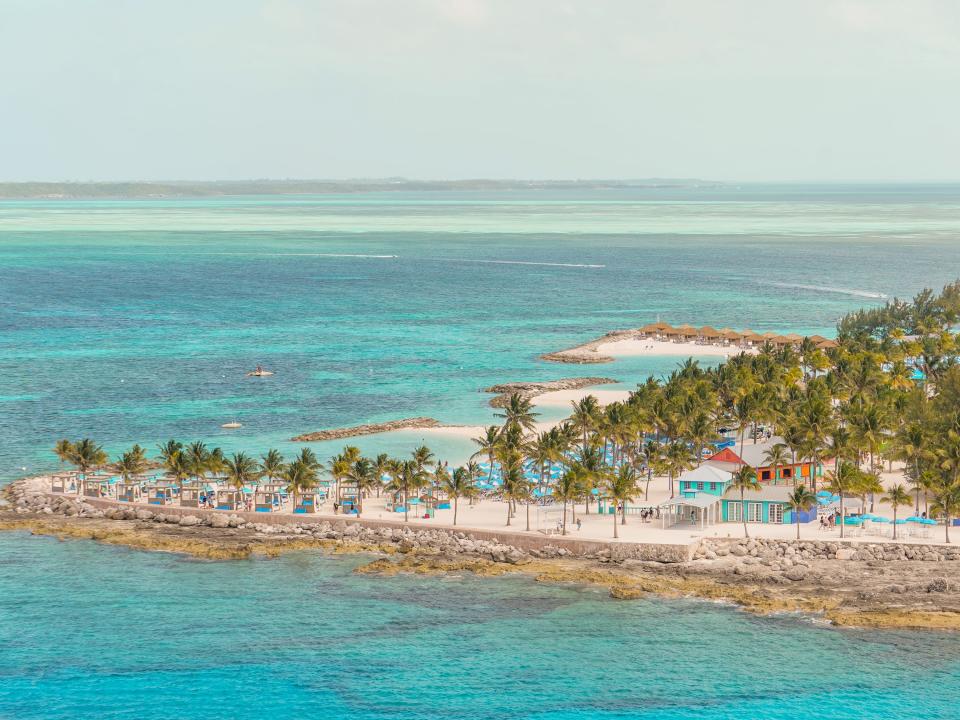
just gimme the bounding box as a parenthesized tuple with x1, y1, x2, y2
(921, 518, 938, 525)
(872, 516, 891, 523)
(808, 334, 829, 344)
(698, 325, 721, 338)
(674, 324, 697, 336)
(817, 339, 839, 349)
(905, 516, 924, 522)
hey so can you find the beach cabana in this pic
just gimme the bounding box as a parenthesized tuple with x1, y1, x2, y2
(673, 324, 697, 342)
(179, 485, 205, 508)
(50, 473, 78, 494)
(807, 335, 829, 344)
(145, 484, 174, 506)
(117, 482, 142, 503)
(254, 490, 283, 512)
(717, 328, 741, 345)
(338, 482, 360, 514)
(294, 490, 322, 514)
(81, 477, 112, 499)
(697, 326, 721, 344)
(739, 329, 762, 346)
(639, 322, 672, 339)
(216, 489, 242, 512)
(783, 333, 804, 346)
(817, 339, 839, 350)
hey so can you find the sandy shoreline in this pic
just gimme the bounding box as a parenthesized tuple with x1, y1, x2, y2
(542, 331, 758, 364)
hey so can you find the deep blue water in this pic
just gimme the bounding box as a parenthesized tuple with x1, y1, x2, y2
(2, 187, 960, 718)
(1, 533, 959, 720)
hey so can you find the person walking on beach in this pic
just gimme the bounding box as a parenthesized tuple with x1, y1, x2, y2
(576, 518, 582, 532)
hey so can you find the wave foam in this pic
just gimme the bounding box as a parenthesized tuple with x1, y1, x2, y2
(762, 281, 887, 299)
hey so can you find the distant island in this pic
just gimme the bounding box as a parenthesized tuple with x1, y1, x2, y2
(0, 178, 719, 200)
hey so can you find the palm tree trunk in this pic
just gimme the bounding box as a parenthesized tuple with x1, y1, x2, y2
(506, 500, 511, 526)
(613, 507, 618, 538)
(453, 497, 458, 526)
(795, 516, 800, 540)
(892, 506, 897, 540)
(742, 490, 749, 538)
(525, 502, 530, 531)
(404, 487, 409, 523)
(562, 500, 567, 535)
(839, 494, 845, 538)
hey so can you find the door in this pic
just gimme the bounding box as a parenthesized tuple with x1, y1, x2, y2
(769, 503, 784, 524)
(747, 502, 763, 523)
(727, 502, 742, 522)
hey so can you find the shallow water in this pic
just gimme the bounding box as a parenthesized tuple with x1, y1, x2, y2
(0, 533, 958, 720)
(2, 186, 960, 479)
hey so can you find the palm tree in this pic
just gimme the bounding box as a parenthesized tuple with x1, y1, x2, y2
(385, 460, 424, 524)
(53, 439, 75, 468)
(664, 441, 696, 499)
(66, 439, 108, 487)
(930, 479, 960, 544)
(441, 467, 477, 526)
(606, 465, 638, 538)
(372, 453, 390, 497)
(882, 484, 911, 540)
(155, 439, 182, 466)
(113, 444, 147, 481)
(853, 472, 883, 515)
(166, 450, 190, 491)
(569, 395, 601, 455)
(259, 449, 285, 483)
(224, 452, 259, 501)
(185, 441, 210, 485)
(824, 462, 862, 539)
(889, 421, 930, 512)
(553, 468, 583, 536)
(496, 393, 539, 433)
(345, 457, 375, 514)
(282, 459, 318, 511)
(471, 425, 501, 486)
(412, 445, 435, 473)
(786, 485, 817, 539)
(727, 465, 760, 538)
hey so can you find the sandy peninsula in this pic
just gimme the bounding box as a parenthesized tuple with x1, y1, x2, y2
(543, 331, 757, 364)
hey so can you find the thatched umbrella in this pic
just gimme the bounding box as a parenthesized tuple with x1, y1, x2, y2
(741, 329, 763, 344)
(660, 324, 680, 336)
(807, 334, 829, 344)
(817, 339, 839, 349)
(698, 325, 721, 339)
(674, 324, 697, 338)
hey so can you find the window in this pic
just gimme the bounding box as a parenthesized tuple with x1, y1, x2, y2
(728, 502, 742, 522)
(709, 482, 716, 491)
(769, 504, 784, 524)
(696, 482, 704, 491)
(761, 470, 772, 481)
(748, 502, 763, 523)
(782, 468, 792, 478)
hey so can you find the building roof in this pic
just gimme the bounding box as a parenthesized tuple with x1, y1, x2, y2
(705, 437, 795, 468)
(661, 495, 721, 509)
(723, 485, 795, 502)
(677, 465, 733, 484)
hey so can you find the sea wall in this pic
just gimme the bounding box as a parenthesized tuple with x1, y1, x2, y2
(3, 481, 696, 563)
(697, 537, 960, 564)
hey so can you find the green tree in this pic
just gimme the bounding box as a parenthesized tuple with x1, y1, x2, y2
(727, 465, 761, 538)
(882, 484, 911, 540)
(786, 484, 817, 540)
(441, 467, 477, 526)
(605, 465, 638, 538)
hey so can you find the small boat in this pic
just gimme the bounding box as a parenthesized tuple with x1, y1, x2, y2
(221, 421, 243, 429)
(246, 367, 274, 377)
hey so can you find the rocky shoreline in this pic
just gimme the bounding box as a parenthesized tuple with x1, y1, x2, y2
(291, 417, 443, 442)
(3, 479, 960, 631)
(483, 377, 618, 407)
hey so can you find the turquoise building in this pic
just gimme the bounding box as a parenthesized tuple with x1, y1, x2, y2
(721, 486, 816, 525)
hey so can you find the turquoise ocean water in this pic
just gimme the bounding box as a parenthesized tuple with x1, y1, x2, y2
(2, 186, 960, 718)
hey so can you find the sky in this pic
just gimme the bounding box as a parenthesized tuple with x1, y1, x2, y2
(1, 0, 959, 182)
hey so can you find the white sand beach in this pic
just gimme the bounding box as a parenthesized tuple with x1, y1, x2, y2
(595, 338, 755, 359)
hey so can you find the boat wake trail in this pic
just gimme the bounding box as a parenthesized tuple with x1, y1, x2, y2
(761, 281, 887, 299)
(462, 260, 605, 269)
(199, 253, 398, 259)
